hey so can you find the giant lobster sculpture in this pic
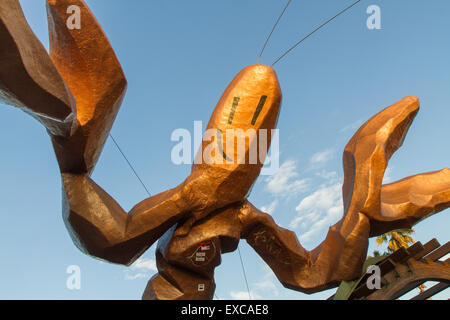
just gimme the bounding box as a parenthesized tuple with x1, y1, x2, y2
(1, 0, 449, 299)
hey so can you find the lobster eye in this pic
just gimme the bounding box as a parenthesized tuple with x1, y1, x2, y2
(251, 95, 268, 125)
(226, 94, 269, 127)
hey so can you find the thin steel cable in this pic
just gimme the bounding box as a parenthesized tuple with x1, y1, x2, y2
(109, 134, 151, 196)
(111, 134, 245, 300)
(272, 0, 362, 66)
(110, 133, 246, 300)
(237, 246, 252, 300)
(111, 134, 223, 299)
(257, 0, 292, 64)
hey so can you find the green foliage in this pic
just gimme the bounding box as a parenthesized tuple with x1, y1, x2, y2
(373, 229, 415, 255)
(371, 228, 428, 298)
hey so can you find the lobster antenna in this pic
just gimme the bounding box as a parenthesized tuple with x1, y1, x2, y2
(257, 0, 292, 64)
(272, 0, 362, 66)
(110, 134, 151, 196)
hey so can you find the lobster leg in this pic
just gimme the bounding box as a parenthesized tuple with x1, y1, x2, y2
(143, 203, 243, 300)
(241, 96, 449, 293)
(0, 0, 76, 137)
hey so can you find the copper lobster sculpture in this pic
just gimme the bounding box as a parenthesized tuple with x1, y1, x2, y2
(1, 0, 449, 300)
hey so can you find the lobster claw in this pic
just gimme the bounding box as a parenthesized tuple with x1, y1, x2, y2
(0, 0, 76, 137)
(46, 0, 127, 175)
(341, 96, 419, 232)
(342, 96, 450, 236)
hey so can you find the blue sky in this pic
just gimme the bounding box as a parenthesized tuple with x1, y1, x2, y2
(0, 0, 449, 300)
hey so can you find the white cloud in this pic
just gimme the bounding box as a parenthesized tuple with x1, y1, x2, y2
(265, 160, 309, 196)
(253, 266, 279, 297)
(229, 267, 280, 300)
(131, 258, 157, 272)
(300, 203, 342, 242)
(310, 149, 335, 165)
(340, 119, 364, 133)
(230, 290, 262, 300)
(316, 170, 338, 180)
(383, 166, 394, 184)
(261, 200, 278, 216)
(124, 273, 148, 280)
(290, 172, 343, 243)
(124, 257, 157, 281)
